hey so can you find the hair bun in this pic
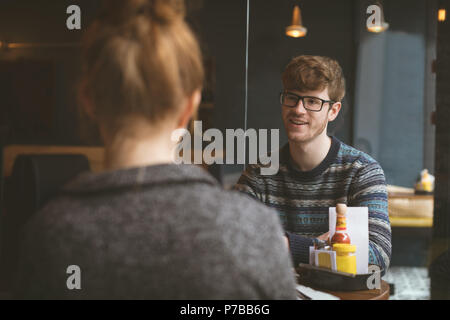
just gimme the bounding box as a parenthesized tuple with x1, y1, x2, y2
(100, 0, 185, 26)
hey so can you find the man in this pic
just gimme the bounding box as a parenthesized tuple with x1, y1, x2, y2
(235, 55, 391, 272)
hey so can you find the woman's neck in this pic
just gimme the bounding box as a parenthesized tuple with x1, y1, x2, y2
(102, 119, 177, 171)
(104, 136, 175, 171)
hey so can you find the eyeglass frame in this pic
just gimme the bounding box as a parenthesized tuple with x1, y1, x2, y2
(279, 91, 336, 112)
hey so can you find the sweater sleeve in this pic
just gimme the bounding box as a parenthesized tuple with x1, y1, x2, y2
(285, 231, 315, 267)
(349, 161, 392, 272)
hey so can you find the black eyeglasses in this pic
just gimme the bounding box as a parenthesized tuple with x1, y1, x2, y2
(280, 92, 335, 112)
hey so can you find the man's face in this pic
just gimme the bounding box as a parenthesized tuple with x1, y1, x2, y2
(281, 87, 340, 144)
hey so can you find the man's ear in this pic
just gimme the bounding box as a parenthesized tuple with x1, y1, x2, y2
(177, 89, 202, 129)
(328, 102, 342, 122)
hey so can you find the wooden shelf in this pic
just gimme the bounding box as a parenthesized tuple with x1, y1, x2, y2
(389, 192, 433, 200)
(3, 145, 105, 176)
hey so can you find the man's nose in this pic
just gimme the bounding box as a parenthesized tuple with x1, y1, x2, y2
(294, 99, 307, 114)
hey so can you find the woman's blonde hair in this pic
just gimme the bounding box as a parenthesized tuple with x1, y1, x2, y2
(80, 0, 204, 136)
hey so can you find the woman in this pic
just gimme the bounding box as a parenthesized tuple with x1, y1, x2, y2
(14, 0, 297, 299)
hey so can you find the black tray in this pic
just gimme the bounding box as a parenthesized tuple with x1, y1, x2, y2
(296, 263, 383, 292)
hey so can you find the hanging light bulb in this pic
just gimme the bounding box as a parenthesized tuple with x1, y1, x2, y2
(438, 8, 446, 22)
(286, 5, 307, 38)
(367, 22, 389, 33)
(367, 2, 389, 33)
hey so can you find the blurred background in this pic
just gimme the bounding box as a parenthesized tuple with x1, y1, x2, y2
(0, 0, 449, 299)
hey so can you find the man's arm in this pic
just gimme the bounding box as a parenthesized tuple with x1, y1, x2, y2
(284, 231, 314, 267)
(349, 161, 392, 272)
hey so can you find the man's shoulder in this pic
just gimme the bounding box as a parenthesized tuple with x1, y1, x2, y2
(335, 140, 386, 188)
(337, 140, 381, 168)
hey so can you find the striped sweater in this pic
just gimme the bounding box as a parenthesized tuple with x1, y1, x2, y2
(235, 136, 391, 272)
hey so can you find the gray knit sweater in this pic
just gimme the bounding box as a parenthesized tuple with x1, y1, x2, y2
(14, 164, 297, 300)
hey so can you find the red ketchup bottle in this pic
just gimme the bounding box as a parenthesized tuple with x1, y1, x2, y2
(331, 203, 351, 245)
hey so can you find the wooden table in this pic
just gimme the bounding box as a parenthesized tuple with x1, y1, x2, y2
(298, 280, 390, 300)
(388, 192, 434, 227)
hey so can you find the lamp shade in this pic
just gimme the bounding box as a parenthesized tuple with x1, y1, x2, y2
(286, 5, 307, 38)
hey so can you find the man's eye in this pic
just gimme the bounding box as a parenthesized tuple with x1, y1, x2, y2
(286, 95, 298, 102)
(306, 98, 320, 105)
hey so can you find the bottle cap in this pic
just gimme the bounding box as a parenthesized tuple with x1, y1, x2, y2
(336, 203, 347, 215)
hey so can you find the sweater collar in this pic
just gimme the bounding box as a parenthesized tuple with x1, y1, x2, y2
(280, 136, 341, 180)
(62, 164, 218, 194)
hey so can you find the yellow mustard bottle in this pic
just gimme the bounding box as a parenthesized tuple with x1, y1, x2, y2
(333, 243, 357, 275)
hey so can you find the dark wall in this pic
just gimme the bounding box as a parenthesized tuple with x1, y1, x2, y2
(430, 0, 450, 299)
(191, 0, 248, 134)
(1, 0, 250, 149)
(189, 0, 248, 176)
(434, 0, 450, 243)
(0, 0, 100, 145)
(353, 0, 428, 187)
(380, 0, 427, 187)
